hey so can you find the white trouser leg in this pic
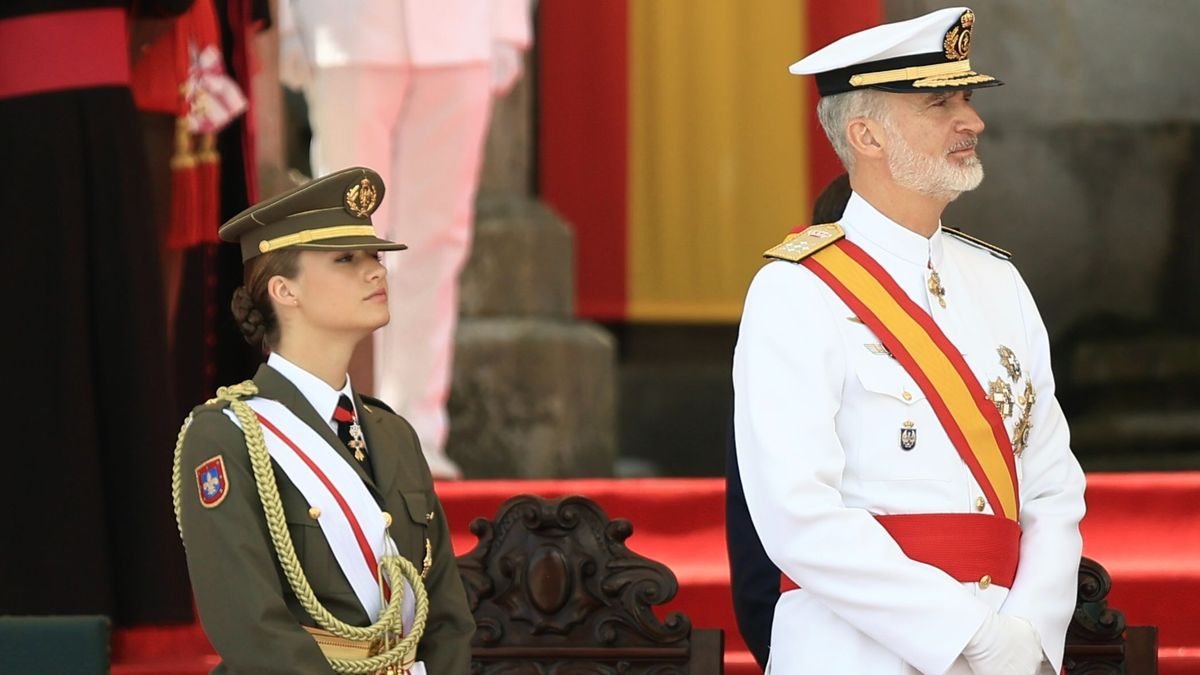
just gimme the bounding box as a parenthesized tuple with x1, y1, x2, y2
(306, 64, 412, 393)
(373, 64, 493, 478)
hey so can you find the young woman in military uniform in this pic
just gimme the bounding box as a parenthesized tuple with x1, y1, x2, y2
(173, 167, 474, 674)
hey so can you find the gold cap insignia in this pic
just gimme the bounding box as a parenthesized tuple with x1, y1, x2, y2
(344, 178, 380, 218)
(943, 9, 974, 61)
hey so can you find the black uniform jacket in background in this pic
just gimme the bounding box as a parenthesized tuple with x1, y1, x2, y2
(726, 418, 782, 670)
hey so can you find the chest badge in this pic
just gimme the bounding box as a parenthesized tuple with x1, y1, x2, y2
(989, 378, 1015, 419)
(349, 423, 367, 462)
(865, 343, 894, 358)
(927, 268, 947, 308)
(195, 455, 229, 508)
(900, 420, 917, 451)
(997, 345, 1022, 383)
(1013, 378, 1037, 455)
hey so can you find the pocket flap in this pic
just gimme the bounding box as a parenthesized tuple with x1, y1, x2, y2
(399, 490, 429, 526)
(855, 358, 927, 405)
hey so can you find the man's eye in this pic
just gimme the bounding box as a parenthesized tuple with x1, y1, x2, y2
(335, 254, 353, 262)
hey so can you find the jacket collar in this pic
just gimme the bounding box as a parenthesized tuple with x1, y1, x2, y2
(841, 191, 946, 269)
(352, 392, 403, 497)
(252, 362, 384, 502)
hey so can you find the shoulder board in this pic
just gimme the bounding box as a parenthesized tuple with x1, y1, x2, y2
(359, 394, 395, 414)
(763, 222, 844, 262)
(943, 227, 1011, 260)
(195, 398, 231, 413)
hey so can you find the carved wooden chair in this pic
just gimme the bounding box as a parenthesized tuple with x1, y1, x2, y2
(1064, 557, 1158, 675)
(456, 494, 723, 674)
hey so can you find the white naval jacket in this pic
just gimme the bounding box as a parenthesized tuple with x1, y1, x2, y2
(279, 0, 531, 68)
(733, 192, 1086, 675)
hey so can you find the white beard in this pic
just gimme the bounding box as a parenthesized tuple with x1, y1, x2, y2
(884, 119, 984, 202)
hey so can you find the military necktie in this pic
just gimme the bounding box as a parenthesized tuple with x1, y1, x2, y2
(333, 394, 374, 477)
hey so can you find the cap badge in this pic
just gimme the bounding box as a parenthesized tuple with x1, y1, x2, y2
(344, 178, 380, 218)
(943, 9, 974, 61)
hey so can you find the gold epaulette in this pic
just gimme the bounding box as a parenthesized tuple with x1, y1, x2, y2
(943, 227, 1011, 260)
(763, 223, 845, 262)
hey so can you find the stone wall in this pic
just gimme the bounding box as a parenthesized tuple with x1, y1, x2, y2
(889, 0, 1200, 336)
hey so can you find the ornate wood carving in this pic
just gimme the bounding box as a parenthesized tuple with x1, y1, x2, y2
(1064, 557, 1157, 675)
(457, 495, 716, 675)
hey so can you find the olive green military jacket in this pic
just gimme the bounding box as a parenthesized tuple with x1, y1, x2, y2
(179, 364, 474, 674)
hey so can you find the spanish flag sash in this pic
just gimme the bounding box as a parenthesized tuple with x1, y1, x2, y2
(766, 224, 1020, 521)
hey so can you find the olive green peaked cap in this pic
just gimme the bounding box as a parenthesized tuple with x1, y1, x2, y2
(219, 167, 407, 262)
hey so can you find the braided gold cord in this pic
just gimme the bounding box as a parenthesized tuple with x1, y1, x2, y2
(171, 382, 429, 673)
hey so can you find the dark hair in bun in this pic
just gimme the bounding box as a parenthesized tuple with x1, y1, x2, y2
(230, 249, 301, 352)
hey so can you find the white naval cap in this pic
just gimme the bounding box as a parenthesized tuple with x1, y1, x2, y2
(789, 7, 1002, 97)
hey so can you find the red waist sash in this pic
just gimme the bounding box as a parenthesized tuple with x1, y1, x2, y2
(780, 513, 1022, 592)
(0, 9, 131, 100)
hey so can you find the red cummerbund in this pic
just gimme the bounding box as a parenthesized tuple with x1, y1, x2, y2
(780, 513, 1022, 593)
(0, 8, 131, 100)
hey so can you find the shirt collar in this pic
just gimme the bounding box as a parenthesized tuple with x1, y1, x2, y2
(266, 352, 355, 425)
(840, 191, 945, 268)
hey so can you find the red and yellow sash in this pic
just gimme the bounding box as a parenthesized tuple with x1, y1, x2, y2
(766, 225, 1020, 521)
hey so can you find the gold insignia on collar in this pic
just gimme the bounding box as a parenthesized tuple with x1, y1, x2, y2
(943, 10, 974, 61)
(344, 178, 379, 218)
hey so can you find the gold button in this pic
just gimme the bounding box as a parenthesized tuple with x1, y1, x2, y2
(979, 575, 992, 590)
(975, 497, 986, 512)
(308, 507, 321, 520)
(382, 511, 393, 527)
(902, 391, 913, 401)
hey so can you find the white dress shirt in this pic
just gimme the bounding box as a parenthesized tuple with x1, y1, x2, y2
(267, 352, 356, 435)
(733, 192, 1086, 675)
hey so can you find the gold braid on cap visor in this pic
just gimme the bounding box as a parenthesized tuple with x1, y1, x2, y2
(848, 59, 977, 87)
(258, 225, 378, 253)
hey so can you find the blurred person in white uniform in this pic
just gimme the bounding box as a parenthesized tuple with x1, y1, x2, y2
(733, 7, 1086, 675)
(278, 0, 532, 478)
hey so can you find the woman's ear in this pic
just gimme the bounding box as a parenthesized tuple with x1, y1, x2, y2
(846, 118, 886, 160)
(267, 275, 299, 308)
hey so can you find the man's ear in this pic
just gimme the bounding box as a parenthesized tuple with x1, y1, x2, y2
(847, 118, 886, 160)
(268, 275, 298, 307)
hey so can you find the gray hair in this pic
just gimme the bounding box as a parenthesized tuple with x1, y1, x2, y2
(816, 89, 891, 170)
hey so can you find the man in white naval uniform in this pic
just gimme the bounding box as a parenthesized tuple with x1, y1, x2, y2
(733, 8, 1086, 675)
(278, 0, 533, 478)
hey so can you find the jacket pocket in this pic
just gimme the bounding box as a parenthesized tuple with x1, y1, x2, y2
(284, 511, 328, 582)
(854, 356, 926, 405)
(395, 490, 431, 568)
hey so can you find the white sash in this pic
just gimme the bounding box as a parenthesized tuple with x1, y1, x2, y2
(223, 398, 417, 633)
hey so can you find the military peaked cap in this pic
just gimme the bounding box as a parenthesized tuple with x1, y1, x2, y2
(789, 7, 1003, 97)
(219, 167, 407, 262)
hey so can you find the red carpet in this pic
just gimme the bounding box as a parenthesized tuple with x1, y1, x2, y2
(112, 473, 1200, 674)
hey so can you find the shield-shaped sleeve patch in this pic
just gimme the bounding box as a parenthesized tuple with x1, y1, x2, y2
(195, 455, 229, 508)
